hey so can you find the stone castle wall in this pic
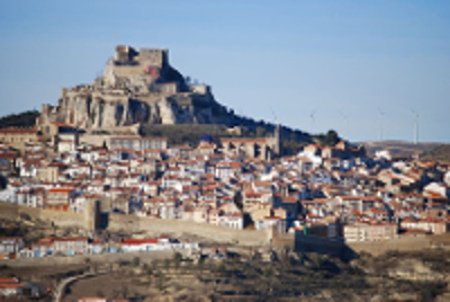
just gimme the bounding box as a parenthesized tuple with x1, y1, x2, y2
(348, 234, 450, 256)
(37, 45, 231, 133)
(108, 214, 269, 247)
(0, 203, 86, 229)
(0, 203, 269, 247)
(137, 48, 167, 67)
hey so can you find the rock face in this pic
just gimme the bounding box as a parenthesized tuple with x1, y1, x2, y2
(40, 45, 233, 132)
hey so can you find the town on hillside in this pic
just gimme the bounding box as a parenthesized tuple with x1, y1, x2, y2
(0, 45, 449, 301)
(0, 122, 448, 255)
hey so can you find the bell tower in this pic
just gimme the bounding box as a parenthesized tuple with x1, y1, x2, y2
(273, 124, 281, 156)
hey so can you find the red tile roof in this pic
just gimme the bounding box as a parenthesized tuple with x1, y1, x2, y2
(122, 238, 158, 245)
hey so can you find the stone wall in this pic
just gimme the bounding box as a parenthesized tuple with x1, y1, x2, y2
(348, 233, 450, 256)
(295, 233, 345, 257)
(108, 214, 269, 247)
(0, 202, 19, 219)
(0, 250, 175, 268)
(271, 232, 295, 251)
(0, 203, 269, 247)
(0, 203, 86, 229)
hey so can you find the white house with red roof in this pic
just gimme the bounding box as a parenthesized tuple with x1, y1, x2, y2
(0, 237, 24, 259)
(0, 278, 23, 296)
(121, 238, 159, 252)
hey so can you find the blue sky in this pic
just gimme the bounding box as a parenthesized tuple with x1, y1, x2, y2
(0, 0, 449, 142)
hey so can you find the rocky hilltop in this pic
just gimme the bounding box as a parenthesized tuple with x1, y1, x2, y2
(40, 45, 238, 132)
(34, 45, 313, 152)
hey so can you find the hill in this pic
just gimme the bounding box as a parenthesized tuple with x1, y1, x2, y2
(2, 45, 318, 154)
(420, 144, 450, 162)
(362, 140, 441, 158)
(0, 46, 349, 154)
(37, 45, 290, 133)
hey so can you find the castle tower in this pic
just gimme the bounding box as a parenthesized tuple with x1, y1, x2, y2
(84, 200, 101, 232)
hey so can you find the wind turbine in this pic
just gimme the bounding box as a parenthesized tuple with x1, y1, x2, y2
(270, 106, 278, 125)
(377, 108, 385, 141)
(309, 110, 317, 133)
(411, 109, 419, 144)
(269, 106, 281, 157)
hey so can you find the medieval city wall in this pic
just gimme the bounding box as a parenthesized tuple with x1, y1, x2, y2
(295, 234, 345, 257)
(271, 233, 295, 251)
(0, 203, 19, 219)
(0, 203, 269, 246)
(0, 203, 86, 229)
(79, 134, 111, 147)
(108, 214, 270, 247)
(348, 234, 450, 256)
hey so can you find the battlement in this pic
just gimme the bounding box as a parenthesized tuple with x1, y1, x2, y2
(138, 47, 168, 67)
(113, 45, 168, 67)
(114, 45, 138, 65)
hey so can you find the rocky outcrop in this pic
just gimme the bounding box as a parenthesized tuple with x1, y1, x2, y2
(40, 45, 234, 133)
(57, 90, 156, 128)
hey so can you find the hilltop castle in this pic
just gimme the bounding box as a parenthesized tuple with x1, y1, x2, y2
(31, 45, 292, 160)
(37, 45, 232, 134)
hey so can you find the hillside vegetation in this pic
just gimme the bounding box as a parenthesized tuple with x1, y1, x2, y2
(0, 110, 39, 128)
(59, 248, 450, 301)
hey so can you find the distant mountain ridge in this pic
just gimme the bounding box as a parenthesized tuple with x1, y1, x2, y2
(362, 140, 450, 162)
(420, 144, 450, 162)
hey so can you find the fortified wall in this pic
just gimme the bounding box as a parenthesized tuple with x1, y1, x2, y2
(108, 214, 270, 247)
(0, 203, 86, 229)
(0, 203, 270, 247)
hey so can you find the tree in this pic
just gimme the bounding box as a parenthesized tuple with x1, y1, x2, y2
(154, 270, 166, 291)
(143, 263, 152, 275)
(163, 258, 170, 270)
(132, 256, 140, 267)
(197, 256, 205, 270)
(315, 129, 340, 147)
(0, 110, 40, 128)
(173, 252, 182, 269)
(324, 130, 339, 146)
(262, 266, 275, 295)
(216, 262, 227, 275)
(0, 174, 7, 190)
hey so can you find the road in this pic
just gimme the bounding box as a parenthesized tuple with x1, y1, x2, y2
(54, 270, 98, 302)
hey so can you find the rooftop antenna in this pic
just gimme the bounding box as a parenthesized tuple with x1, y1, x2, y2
(269, 106, 278, 124)
(309, 110, 317, 133)
(411, 109, 419, 144)
(377, 108, 385, 141)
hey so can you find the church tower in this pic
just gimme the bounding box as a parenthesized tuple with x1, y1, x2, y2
(273, 124, 281, 156)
